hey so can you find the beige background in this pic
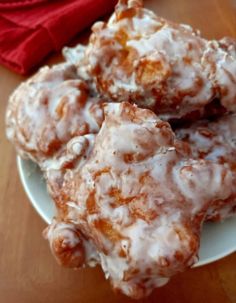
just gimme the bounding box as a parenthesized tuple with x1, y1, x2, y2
(0, 0, 236, 302)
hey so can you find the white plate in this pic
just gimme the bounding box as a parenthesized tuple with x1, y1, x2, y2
(17, 156, 236, 267)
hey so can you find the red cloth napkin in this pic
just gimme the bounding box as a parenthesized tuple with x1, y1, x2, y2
(0, 0, 117, 74)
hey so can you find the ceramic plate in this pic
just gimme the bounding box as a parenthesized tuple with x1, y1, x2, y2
(17, 156, 236, 267)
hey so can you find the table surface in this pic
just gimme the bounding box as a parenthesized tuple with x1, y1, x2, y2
(1, 0, 236, 302)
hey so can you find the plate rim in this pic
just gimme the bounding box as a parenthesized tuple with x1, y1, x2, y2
(17, 156, 51, 225)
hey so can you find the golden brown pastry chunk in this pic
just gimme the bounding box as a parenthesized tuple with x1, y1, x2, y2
(45, 133, 96, 213)
(45, 102, 233, 299)
(76, 0, 236, 119)
(6, 63, 104, 164)
(45, 220, 99, 268)
(176, 114, 236, 221)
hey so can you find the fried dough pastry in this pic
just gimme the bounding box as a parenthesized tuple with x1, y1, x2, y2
(5, 1, 236, 299)
(6, 63, 104, 164)
(176, 114, 236, 221)
(45, 134, 96, 212)
(45, 102, 233, 299)
(46, 220, 99, 268)
(78, 0, 236, 119)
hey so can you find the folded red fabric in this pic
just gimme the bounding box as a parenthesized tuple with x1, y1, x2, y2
(0, 0, 48, 10)
(0, 0, 117, 74)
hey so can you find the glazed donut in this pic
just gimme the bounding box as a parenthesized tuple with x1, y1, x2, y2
(6, 63, 104, 164)
(46, 102, 233, 299)
(176, 114, 236, 221)
(73, 0, 236, 119)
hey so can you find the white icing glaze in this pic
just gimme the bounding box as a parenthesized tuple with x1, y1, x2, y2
(176, 114, 236, 221)
(6, 63, 104, 164)
(52, 102, 232, 298)
(5, 0, 236, 299)
(75, 0, 236, 119)
(202, 40, 236, 111)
